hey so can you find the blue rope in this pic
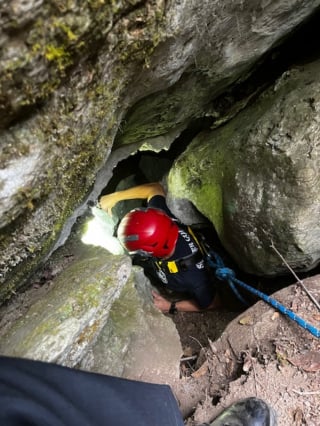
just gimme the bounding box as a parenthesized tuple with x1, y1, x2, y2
(206, 251, 320, 339)
(206, 253, 250, 306)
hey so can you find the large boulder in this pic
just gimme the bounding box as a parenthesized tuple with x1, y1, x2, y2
(168, 60, 320, 276)
(0, 241, 182, 383)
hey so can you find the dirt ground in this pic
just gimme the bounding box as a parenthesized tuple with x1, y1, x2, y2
(169, 277, 320, 426)
(0, 239, 319, 426)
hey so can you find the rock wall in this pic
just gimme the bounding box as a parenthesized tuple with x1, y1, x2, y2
(1, 1, 320, 302)
(0, 0, 168, 302)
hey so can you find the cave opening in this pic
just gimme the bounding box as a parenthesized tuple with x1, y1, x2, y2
(97, 30, 320, 352)
(98, 139, 320, 372)
(97, 131, 303, 366)
(92, 6, 320, 370)
(98, 3, 320, 283)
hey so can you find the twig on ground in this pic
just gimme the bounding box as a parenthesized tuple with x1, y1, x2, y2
(208, 339, 223, 363)
(242, 350, 259, 397)
(180, 355, 197, 362)
(189, 335, 205, 350)
(270, 240, 320, 312)
(226, 337, 238, 360)
(291, 389, 320, 396)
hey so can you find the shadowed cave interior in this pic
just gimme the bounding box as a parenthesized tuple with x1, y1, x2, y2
(98, 135, 320, 375)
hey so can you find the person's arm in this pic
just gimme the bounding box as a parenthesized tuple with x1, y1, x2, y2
(152, 291, 221, 313)
(99, 183, 165, 215)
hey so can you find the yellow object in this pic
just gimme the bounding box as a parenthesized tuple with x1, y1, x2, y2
(167, 261, 178, 273)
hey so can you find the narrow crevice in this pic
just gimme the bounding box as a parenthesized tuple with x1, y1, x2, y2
(95, 7, 320, 365)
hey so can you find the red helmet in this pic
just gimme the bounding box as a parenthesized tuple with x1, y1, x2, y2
(117, 208, 179, 258)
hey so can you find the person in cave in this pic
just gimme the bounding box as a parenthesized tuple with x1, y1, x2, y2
(99, 182, 221, 314)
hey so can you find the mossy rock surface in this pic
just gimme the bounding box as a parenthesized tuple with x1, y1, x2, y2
(0, 245, 131, 365)
(169, 61, 320, 275)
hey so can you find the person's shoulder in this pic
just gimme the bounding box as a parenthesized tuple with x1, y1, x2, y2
(148, 194, 176, 219)
(148, 194, 167, 207)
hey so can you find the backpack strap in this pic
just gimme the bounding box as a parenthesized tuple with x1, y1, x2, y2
(153, 224, 210, 274)
(186, 226, 206, 255)
(156, 251, 203, 274)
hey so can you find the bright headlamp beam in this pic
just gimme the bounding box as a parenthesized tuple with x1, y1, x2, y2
(81, 207, 124, 255)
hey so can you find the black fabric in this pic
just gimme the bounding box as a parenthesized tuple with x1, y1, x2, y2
(134, 195, 215, 309)
(159, 250, 203, 274)
(0, 356, 184, 426)
(210, 397, 277, 426)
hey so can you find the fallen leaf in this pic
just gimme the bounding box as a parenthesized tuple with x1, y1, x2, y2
(288, 351, 320, 372)
(276, 349, 288, 366)
(191, 360, 208, 378)
(225, 349, 231, 358)
(242, 358, 252, 373)
(239, 315, 253, 325)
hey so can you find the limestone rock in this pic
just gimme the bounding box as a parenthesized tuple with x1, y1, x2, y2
(0, 246, 131, 364)
(81, 267, 182, 384)
(0, 244, 182, 381)
(169, 60, 320, 275)
(0, 0, 168, 302)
